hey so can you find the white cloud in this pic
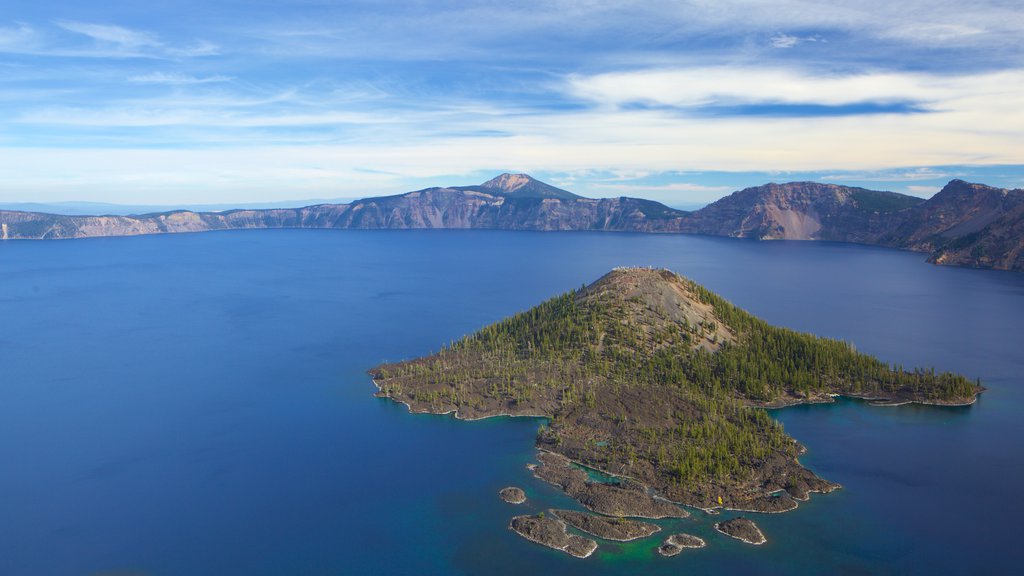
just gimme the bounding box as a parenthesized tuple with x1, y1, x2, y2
(566, 66, 1024, 110)
(770, 33, 824, 49)
(770, 34, 800, 49)
(0, 23, 36, 49)
(56, 21, 162, 50)
(128, 72, 233, 85)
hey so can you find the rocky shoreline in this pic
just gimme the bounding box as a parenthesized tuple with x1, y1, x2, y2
(529, 452, 689, 519)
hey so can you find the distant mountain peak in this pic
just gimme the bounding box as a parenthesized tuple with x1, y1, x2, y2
(477, 173, 581, 200)
(480, 173, 536, 193)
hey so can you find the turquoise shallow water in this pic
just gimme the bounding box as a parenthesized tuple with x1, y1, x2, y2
(1, 229, 1022, 575)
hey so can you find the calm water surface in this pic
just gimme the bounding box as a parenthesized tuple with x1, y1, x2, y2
(1, 230, 1022, 575)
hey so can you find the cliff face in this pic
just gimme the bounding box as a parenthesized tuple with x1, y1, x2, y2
(679, 182, 921, 242)
(0, 177, 688, 239)
(2, 174, 1022, 272)
(874, 180, 1024, 251)
(925, 196, 1024, 271)
(678, 179, 1024, 272)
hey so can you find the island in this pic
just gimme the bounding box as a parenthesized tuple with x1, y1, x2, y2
(499, 486, 527, 504)
(658, 533, 707, 556)
(509, 513, 598, 558)
(715, 517, 767, 545)
(372, 268, 981, 513)
(371, 267, 982, 552)
(550, 509, 660, 541)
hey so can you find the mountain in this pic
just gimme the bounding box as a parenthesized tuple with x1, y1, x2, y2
(677, 179, 1024, 271)
(2, 173, 1022, 273)
(876, 180, 1024, 271)
(679, 182, 924, 243)
(0, 173, 687, 239)
(473, 173, 581, 199)
(371, 268, 980, 513)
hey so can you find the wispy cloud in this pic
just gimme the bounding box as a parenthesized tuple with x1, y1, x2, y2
(0, 23, 36, 50)
(128, 72, 233, 85)
(56, 21, 162, 50)
(770, 33, 824, 49)
(566, 67, 1024, 111)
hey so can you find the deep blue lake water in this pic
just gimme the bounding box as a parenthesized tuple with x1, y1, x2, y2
(2, 229, 1023, 575)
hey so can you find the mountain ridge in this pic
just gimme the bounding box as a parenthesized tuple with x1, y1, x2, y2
(2, 173, 1021, 272)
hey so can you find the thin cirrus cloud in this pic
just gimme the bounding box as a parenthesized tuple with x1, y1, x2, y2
(128, 72, 233, 85)
(565, 67, 1024, 111)
(56, 20, 162, 49)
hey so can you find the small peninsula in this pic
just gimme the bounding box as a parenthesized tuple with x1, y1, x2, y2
(371, 268, 982, 519)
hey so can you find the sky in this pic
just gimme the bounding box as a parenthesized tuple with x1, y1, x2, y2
(1, 0, 1022, 207)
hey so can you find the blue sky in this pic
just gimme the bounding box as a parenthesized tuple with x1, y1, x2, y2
(1, 1, 1022, 206)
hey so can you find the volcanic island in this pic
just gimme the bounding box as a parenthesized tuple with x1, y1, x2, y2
(370, 267, 982, 557)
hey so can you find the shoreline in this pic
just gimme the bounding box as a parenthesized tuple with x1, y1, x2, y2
(760, 391, 982, 410)
(371, 378, 550, 421)
(375, 377, 847, 516)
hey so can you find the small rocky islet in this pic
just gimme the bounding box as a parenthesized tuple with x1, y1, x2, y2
(715, 517, 767, 545)
(509, 513, 598, 559)
(658, 533, 707, 557)
(372, 267, 983, 557)
(499, 486, 526, 504)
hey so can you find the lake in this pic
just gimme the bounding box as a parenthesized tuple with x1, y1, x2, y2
(2, 229, 1022, 575)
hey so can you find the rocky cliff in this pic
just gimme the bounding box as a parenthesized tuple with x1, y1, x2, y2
(2, 173, 1022, 272)
(678, 182, 922, 242)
